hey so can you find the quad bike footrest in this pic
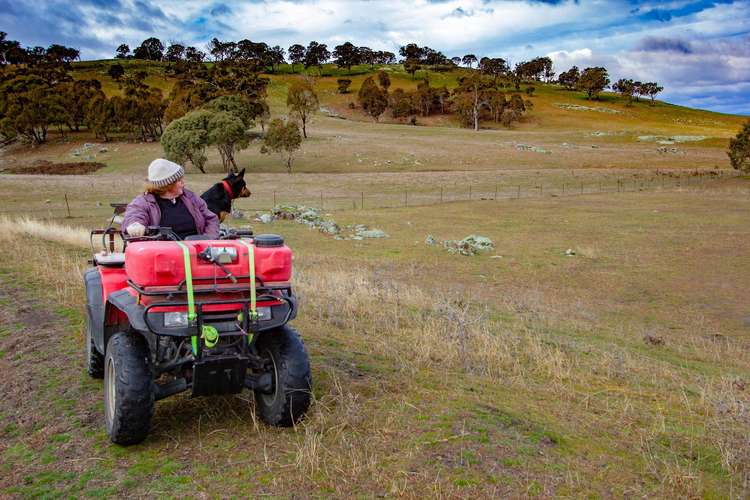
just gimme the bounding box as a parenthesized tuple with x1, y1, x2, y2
(192, 355, 248, 397)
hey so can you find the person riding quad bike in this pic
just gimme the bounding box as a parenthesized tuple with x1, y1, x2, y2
(85, 162, 311, 445)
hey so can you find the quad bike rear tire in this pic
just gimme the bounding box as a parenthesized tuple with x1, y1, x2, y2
(85, 310, 104, 378)
(254, 325, 312, 426)
(104, 332, 154, 445)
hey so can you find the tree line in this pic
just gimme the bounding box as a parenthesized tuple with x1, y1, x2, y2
(0, 31, 668, 171)
(112, 37, 662, 104)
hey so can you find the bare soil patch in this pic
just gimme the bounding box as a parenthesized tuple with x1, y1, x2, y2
(1, 160, 105, 175)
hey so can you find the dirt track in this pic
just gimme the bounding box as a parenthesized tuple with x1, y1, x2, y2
(0, 273, 105, 495)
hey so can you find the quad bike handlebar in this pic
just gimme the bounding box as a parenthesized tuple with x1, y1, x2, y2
(124, 226, 254, 243)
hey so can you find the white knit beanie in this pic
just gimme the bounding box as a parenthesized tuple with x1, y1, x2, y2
(147, 159, 184, 187)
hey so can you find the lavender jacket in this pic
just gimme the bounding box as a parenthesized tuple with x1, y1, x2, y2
(122, 189, 220, 239)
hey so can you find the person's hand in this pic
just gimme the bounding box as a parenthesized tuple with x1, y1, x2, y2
(126, 222, 146, 237)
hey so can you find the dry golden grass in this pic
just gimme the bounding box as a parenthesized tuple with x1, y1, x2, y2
(0, 179, 748, 496)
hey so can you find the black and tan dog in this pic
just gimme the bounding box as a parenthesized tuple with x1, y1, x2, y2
(200, 169, 251, 222)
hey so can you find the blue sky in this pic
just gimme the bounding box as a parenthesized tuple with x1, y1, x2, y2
(2, 0, 748, 114)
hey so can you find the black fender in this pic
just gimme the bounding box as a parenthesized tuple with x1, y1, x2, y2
(106, 290, 157, 358)
(84, 268, 105, 354)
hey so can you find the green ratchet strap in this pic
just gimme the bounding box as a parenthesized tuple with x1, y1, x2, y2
(176, 242, 220, 352)
(201, 325, 219, 348)
(175, 242, 199, 354)
(237, 240, 258, 326)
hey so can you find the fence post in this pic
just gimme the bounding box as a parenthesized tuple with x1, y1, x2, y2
(361, 191, 364, 209)
(517, 185, 521, 199)
(617, 180, 620, 193)
(64, 193, 71, 218)
(469, 185, 472, 200)
(273, 191, 276, 206)
(580, 182, 583, 195)
(320, 191, 323, 210)
(494, 184, 498, 200)
(562, 183, 565, 195)
(405, 190, 408, 207)
(440, 187, 443, 203)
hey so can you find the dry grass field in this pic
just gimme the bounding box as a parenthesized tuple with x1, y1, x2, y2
(0, 61, 748, 497)
(0, 180, 748, 497)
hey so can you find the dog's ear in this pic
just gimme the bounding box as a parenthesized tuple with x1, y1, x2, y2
(238, 168, 245, 178)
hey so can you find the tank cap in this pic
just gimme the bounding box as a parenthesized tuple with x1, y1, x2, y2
(253, 234, 284, 247)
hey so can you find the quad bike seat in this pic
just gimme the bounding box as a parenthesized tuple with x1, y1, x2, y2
(94, 251, 125, 267)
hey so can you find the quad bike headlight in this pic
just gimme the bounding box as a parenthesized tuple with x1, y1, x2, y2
(164, 311, 188, 328)
(256, 306, 272, 321)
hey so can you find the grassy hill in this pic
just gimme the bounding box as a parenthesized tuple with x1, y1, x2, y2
(0, 60, 727, 176)
(0, 59, 749, 497)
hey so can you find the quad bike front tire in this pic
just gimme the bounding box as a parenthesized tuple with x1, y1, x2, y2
(254, 325, 312, 426)
(85, 309, 104, 378)
(104, 332, 154, 445)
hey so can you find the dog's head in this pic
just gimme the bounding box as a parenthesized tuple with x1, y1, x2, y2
(224, 168, 251, 198)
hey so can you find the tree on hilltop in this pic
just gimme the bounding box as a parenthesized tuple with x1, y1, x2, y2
(288, 44, 305, 72)
(641, 82, 663, 105)
(304, 41, 330, 73)
(165, 43, 186, 62)
(479, 57, 508, 83)
(184, 46, 205, 63)
(133, 37, 164, 61)
(399, 43, 424, 62)
(728, 120, 750, 172)
(558, 66, 579, 89)
(115, 43, 131, 59)
(577, 67, 609, 100)
(462, 54, 477, 68)
(358, 47, 375, 68)
(333, 42, 360, 72)
(612, 78, 635, 105)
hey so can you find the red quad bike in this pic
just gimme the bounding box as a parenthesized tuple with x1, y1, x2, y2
(84, 218, 311, 445)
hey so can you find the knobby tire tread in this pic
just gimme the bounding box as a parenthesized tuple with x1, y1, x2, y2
(105, 332, 154, 445)
(255, 325, 312, 427)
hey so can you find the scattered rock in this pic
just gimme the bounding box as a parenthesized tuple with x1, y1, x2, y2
(656, 146, 682, 155)
(441, 235, 495, 256)
(638, 135, 707, 144)
(516, 143, 551, 154)
(255, 204, 387, 240)
(564, 248, 576, 256)
(231, 209, 245, 219)
(425, 234, 437, 245)
(358, 229, 387, 238)
(643, 333, 665, 346)
(556, 103, 622, 114)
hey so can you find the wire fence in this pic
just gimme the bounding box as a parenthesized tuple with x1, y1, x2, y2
(232, 170, 740, 213)
(0, 169, 740, 219)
